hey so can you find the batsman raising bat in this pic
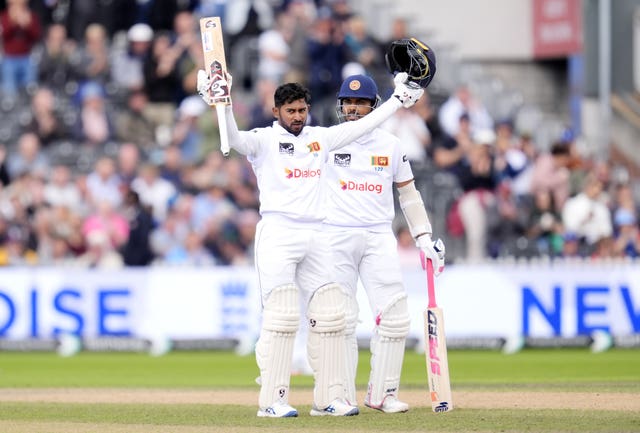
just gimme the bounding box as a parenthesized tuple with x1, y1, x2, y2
(197, 37, 425, 418)
(323, 38, 445, 413)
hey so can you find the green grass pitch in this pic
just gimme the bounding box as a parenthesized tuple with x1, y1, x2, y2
(0, 348, 639, 432)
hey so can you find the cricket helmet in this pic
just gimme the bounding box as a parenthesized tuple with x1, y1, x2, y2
(335, 74, 380, 123)
(385, 37, 436, 88)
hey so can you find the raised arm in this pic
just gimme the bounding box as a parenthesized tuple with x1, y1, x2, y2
(197, 70, 260, 156)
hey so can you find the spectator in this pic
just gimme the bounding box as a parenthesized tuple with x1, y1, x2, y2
(172, 9, 205, 99)
(612, 208, 640, 258)
(24, 86, 69, 146)
(525, 190, 564, 257)
(120, 189, 155, 266)
(256, 10, 294, 84)
(438, 84, 494, 138)
(130, 162, 177, 222)
(75, 229, 125, 269)
(381, 94, 431, 163)
(455, 129, 498, 260)
(111, 23, 154, 92)
(171, 95, 208, 163)
(248, 78, 278, 129)
(529, 141, 572, 214)
(115, 88, 158, 153)
(33, 23, 75, 91)
(143, 31, 182, 130)
(158, 145, 185, 191)
(561, 173, 613, 255)
(6, 132, 50, 180)
(115, 142, 143, 186)
(0, 0, 42, 96)
(74, 81, 116, 147)
(85, 156, 123, 208)
(0, 145, 12, 187)
(70, 23, 111, 85)
(306, 8, 350, 124)
(43, 165, 82, 210)
(164, 228, 216, 266)
(190, 174, 237, 234)
(81, 199, 130, 250)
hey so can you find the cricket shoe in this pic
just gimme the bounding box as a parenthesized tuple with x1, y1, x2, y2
(310, 398, 359, 416)
(365, 395, 409, 413)
(257, 402, 298, 418)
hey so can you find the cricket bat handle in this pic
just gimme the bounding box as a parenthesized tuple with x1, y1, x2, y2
(216, 103, 230, 156)
(426, 258, 437, 308)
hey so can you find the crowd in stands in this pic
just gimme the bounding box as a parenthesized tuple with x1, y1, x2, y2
(0, 0, 638, 267)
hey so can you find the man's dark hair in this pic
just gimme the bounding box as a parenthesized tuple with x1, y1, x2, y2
(274, 83, 311, 107)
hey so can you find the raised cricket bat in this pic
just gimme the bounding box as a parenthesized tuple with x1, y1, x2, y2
(199, 16, 231, 156)
(424, 258, 453, 412)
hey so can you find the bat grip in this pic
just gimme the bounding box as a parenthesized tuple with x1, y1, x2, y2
(426, 258, 437, 309)
(216, 103, 230, 156)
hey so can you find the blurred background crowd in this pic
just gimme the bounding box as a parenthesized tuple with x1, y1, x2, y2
(0, 0, 638, 268)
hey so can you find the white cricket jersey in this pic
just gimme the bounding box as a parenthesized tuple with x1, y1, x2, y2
(223, 98, 402, 228)
(324, 128, 414, 232)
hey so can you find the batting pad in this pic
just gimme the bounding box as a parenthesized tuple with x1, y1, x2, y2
(366, 294, 411, 407)
(307, 283, 347, 408)
(344, 293, 360, 404)
(256, 284, 299, 409)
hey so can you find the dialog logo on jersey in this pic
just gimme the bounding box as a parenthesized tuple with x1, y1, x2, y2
(285, 167, 321, 179)
(339, 179, 383, 194)
(371, 155, 389, 167)
(334, 153, 351, 167)
(279, 142, 294, 155)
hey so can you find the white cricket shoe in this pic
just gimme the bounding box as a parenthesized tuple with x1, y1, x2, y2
(310, 398, 359, 416)
(365, 395, 409, 413)
(257, 402, 298, 418)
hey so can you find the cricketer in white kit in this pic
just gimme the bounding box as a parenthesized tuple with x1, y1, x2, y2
(324, 74, 445, 413)
(197, 69, 424, 418)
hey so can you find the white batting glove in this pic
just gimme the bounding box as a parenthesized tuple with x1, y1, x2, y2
(417, 235, 445, 276)
(197, 69, 232, 106)
(392, 72, 424, 108)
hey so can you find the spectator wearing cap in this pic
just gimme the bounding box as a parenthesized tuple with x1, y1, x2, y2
(111, 23, 154, 93)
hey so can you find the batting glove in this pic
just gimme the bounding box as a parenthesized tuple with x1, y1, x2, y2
(197, 69, 232, 106)
(392, 72, 424, 108)
(417, 235, 445, 276)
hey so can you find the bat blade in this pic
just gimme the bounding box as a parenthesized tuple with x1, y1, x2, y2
(424, 306, 453, 412)
(424, 259, 453, 412)
(199, 16, 230, 156)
